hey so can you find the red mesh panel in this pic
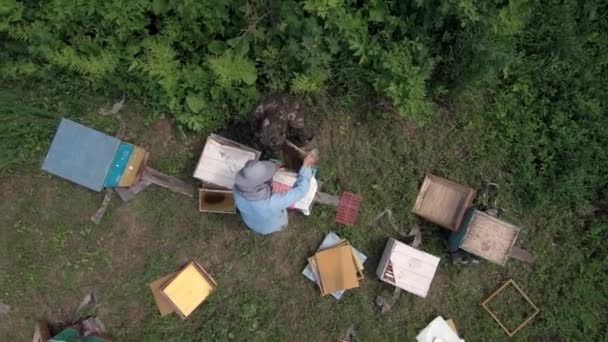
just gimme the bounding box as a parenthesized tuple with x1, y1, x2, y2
(335, 192, 362, 226)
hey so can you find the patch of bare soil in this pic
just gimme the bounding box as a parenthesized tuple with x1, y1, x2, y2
(151, 119, 175, 148)
(103, 206, 150, 275)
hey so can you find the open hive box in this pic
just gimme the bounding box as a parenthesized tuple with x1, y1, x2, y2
(412, 174, 476, 231)
(193, 134, 261, 190)
(193, 134, 260, 214)
(452, 209, 520, 265)
(198, 186, 236, 214)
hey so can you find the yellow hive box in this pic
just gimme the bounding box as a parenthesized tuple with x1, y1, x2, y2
(160, 260, 217, 319)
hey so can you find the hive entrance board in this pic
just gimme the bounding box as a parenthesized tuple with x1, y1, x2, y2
(412, 174, 476, 231)
(458, 210, 520, 265)
(198, 186, 235, 214)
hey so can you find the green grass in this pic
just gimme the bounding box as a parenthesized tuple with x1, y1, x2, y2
(0, 84, 606, 341)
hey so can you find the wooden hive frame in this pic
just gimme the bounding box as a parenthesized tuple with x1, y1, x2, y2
(482, 279, 540, 337)
(412, 174, 476, 231)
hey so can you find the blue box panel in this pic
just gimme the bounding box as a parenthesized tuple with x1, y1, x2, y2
(41, 118, 120, 192)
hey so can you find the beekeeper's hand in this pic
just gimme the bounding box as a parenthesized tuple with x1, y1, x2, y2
(303, 151, 319, 167)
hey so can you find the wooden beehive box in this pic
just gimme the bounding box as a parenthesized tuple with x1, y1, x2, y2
(458, 210, 520, 265)
(198, 185, 235, 214)
(376, 238, 440, 298)
(412, 174, 476, 231)
(159, 260, 218, 319)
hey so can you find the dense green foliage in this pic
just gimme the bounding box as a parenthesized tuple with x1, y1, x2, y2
(1, 0, 607, 339)
(1, 0, 529, 128)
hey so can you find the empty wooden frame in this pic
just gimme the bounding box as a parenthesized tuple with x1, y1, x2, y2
(482, 279, 540, 337)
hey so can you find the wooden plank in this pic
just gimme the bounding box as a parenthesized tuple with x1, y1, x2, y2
(314, 191, 341, 206)
(285, 139, 307, 156)
(114, 178, 152, 202)
(509, 246, 537, 264)
(412, 174, 476, 231)
(460, 210, 520, 265)
(90, 189, 114, 224)
(144, 167, 195, 197)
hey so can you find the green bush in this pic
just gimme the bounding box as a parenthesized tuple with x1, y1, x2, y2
(1, 0, 481, 130)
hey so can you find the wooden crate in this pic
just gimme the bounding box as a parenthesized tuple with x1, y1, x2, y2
(459, 210, 520, 265)
(198, 186, 235, 214)
(376, 238, 440, 298)
(412, 174, 476, 231)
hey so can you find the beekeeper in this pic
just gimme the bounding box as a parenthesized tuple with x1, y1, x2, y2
(233, 153, 317, 234)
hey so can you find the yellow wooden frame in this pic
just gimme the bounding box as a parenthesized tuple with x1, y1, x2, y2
(482, 279, 540, 337)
